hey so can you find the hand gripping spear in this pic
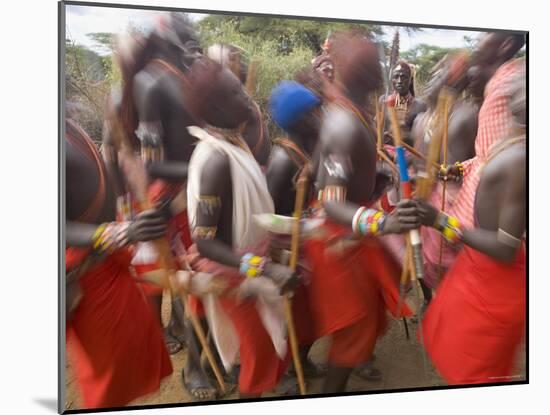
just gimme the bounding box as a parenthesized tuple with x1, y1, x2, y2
(386, 95, 431, 377)
(107, 111, 227, 394)
(386, 97, 425, 306)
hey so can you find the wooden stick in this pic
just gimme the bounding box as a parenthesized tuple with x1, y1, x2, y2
(400, 246, 411, 286)
(375, 95, 383, 154)
(245, 60, 258, 97)
(108, 112, 227, 393)
(140, 185, 226, 395)
(437, 92, 451, 282)
(416, 89, 456, 199)
(386, 102, 425, 284)
(406, 234, 429, 377)
(286, 168, 308, 396)
(395, 240, 411, 318)
(182, 293, 227, 394)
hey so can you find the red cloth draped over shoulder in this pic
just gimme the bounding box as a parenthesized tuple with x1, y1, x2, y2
(66, 247, 172, 409)
(303, 220, 412, 339)
(421, 244, 526, 385)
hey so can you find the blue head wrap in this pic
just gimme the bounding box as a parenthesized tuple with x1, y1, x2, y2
(269, 81, 321, 131)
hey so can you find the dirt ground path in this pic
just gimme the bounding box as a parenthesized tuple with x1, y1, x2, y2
(65, 292, 525, 410)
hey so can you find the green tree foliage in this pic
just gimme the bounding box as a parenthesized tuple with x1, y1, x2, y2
(198, 15, 383, 133)
(200, 15, 383, 54)
(86, 32, 115, 55)
(65, 37, 112, 142)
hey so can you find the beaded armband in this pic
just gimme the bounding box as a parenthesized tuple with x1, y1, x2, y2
(433, 211, 463, 243)
(192, 226, 217, 240)
(91, 221, 130, 253)
(319, 185, 347, 203)
(239, 253, 268, 279)
(352, 207, 387, 237)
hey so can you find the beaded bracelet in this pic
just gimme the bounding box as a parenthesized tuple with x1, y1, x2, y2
(433, 211, 463, 243)
(454, 161, 464, 177)
(239, 253, 268, 279)
(438, 162, 464, 182)
(352, 207, 387, 237)
(91, 221, 130, 253)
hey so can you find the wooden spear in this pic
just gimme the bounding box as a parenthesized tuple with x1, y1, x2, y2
(415, 89, 456, 200)
(285, 167, 309, 396)
(375, 94, 383, 154)
(386, 97, 431, 379)
(245, 60, 258, 97)
(107, 112, 227, 394)
(437, 95, 451, 282)
(386, 97, 426, 294)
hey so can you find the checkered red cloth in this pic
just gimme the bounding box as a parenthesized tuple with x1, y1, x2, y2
(422, 59, 525, 288)
(450, 59, 525, 228)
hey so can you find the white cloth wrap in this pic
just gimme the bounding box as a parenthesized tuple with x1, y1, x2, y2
(186, 126, 287, 371)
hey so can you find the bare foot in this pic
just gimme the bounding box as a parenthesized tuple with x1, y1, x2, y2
(182, 368, 218, 401)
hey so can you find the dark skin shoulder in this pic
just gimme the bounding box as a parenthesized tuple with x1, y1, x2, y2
(319, 106, 377, 204)
(411, 100, 478, 167)
(319, 106, 422, 235)
(405, 98, 428, 130)
(266, 146, 299, 216)
(475, 142, 526, 232)
(379, 95, 427, 147)
(461, 142, 526, 262)
(447, 100, 479, 163)
(133, 65, 196, 180)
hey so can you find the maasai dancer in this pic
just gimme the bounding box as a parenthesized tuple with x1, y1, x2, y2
(184, 58, 298, 398)
(402, 77, 526, 385)
(381, 60, 427, 146)
(207, 43, 271, 167)
(66, 118, 172, 409)
(302, 31, 413, 393)
(408, 53, 473, 299)
(421, 33, 525, 293)
(266, 80, 325, 379)
(118, 12, 216, 399)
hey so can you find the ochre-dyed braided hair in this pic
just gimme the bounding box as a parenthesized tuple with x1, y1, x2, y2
(330, 31, 383, 97)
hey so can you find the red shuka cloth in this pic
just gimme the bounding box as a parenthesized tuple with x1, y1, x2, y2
(152, 181, 205, 316)
(421, 245, 526, 385)
(66, 248, 173, 409)
(132, 179, 202, 317)
(187, 243, 289, 395)
(303, 221, 412, 366)
(218, 296, 290, 394)
(291, 284, 317, 347)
